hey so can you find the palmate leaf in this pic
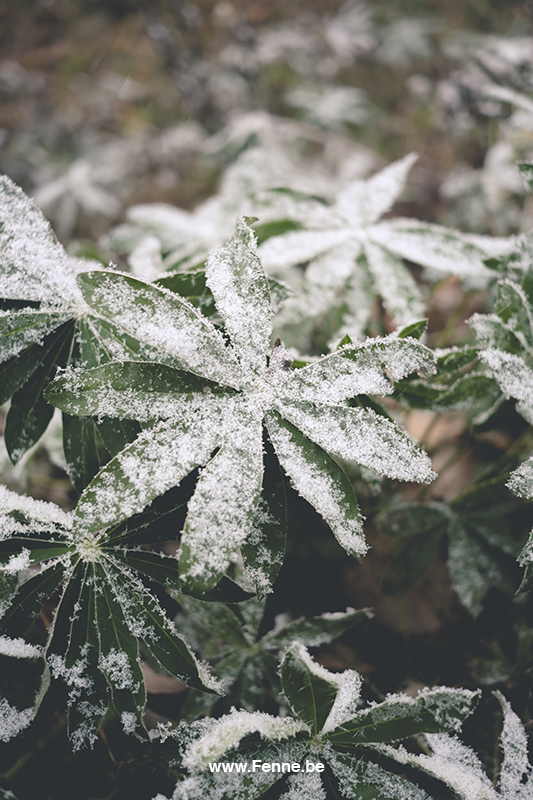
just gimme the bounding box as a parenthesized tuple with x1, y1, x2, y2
(377, 477, 522, 616)
(169, 643, 480, 800)
(374, 691, 533, 800)
(47, 218, 436, 595)
(178, 600, 369, 721)
(258, 154, 508, 346)
(0, 486, 221, 750)
(0, 175, 160, 477)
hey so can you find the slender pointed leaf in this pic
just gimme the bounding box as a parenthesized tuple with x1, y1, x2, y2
(206, 218, 273, 374)
(280, 642, 339, 734)
(76, 271, 244, 387)
(266, 412, 366, 558)
(63, 414, 100, 493)
(5, 320, 74, 464)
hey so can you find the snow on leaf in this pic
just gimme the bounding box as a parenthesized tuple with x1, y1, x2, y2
(335, 152, 418, 226)
(377, 734, 498, 800)
(507, 457, 533, 500)
(369, 218, 500, 282)
(277, 400, 436, 484)
(182, 708, 307, 770)
(265, 412, 366, 558)
(479, 348, 533, 405)
(0, 698, 33, 742)
(179, 409, 265, 593)
(284, 335, 435, 404)
(76, 271, 245, 388)
(364, 241, 426, 329)
(205, 218, 273, 376)
(258, 154, 499, 342)
(0, 175, 81, 310)
(73, 404, 228, 533)
(495, 690, 533, 798)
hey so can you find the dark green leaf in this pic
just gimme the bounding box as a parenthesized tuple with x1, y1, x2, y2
(93, 563, 147, 738)
(280, 643, 339, 734)
(5, 320, 74, 464)
(1, 559, 67, 636)
(265, 608, 370, 650)
(108, 548, 181, 592)
(0, 310, 68, 363)
(104, 559, 220, 693)
(96, 416, 141, 458)
(178, 593, 250, 647)
(242, 434, 287, 598)
(63, 564, 109, 749)
(63, 414, 100, 493)
(0, 537, 72, 566)
(325, 687, 479, 748)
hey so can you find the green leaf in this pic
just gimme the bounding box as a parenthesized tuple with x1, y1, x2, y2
(107, 548, 181, 592)
(205, 218, 273, 375)
(397, 320, 428, 340)
(63, 414, 100, 493)
(328, 751, 430, 800)
(93, 562, 147, 739)
(285, 336, 435, 405)
(266, 412, 366, 559)
(4, 320, 74, 463)
(0, 537, 72, 567)
(265, 608, 370, 650)
(179, 412, 264, 594)
(178, 594, 250, 647)
(325, 686, 479, 748)
(280, 643, 340, 734)
(103, 559, 221, 694)
(95, 416, 141, 458)
(47, 360, 235, 420)
(0, 559, 67, 636)
(63, 565, 109, 750)
(279, 400, 436, 485)
(194, 576, 255, 603)
(241, 434, 287, 598)
(77, 271, 244, 387)
(155, 270, 218, 318)
(74, 408, 226, 533)
(0, 309, 68, 363)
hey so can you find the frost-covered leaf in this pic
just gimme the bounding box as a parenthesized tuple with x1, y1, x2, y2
(0, 485, 220, 749)
(265, 412, 366, 558)
(177, 600, 368, 722)
(48, 219, 435, 592)
(278, 400, 436, 484)
(324, 686, 479, 748)
(280, 642, 341, 733)
(169, 648, 480, 800)
(76, 271, 244, 388)
(206, 219, 273, 376)
(0, 177, 157, 466)
(0, 175, 81, 309)
(258, 154, 500, 345)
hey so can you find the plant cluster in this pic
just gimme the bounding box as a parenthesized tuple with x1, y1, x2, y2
(1, 155, 533, 798)
(1, 3, 533, 799)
